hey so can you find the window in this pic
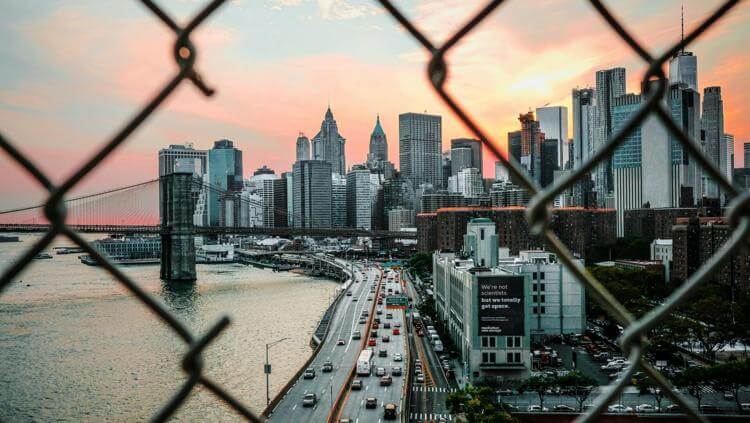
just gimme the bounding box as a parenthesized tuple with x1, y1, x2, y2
(480, 229, 485, 240)
(514, 337, 521, 347)
(533, 306, 537, 314)
(532, 295, 537, 302)
(532, 272, 537, 279)
(540, 306, 546, 314)
(482, 352, 496, 363)
(532, 284, 538, 292)
(506, 352, 522, 363)
(540, 284, 545, 291)
(481, 336, 496, 348)
(539, 272, 545, 280)
(540, 295, 546, 303)
(506, 336, 521, 348)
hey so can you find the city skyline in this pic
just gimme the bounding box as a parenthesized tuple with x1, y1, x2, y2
(1, 0, 750, 210)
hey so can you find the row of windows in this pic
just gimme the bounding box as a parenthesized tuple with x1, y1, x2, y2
(531, 272, 546, 280)
(481, 352, 523, 364)
(532, 283, 546, 292)
(532, 295, 546, 303)
(533, 306, 546, 314)
(481, 336, 523, 348)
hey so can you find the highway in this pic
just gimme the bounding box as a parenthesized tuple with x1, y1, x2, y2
(337, 269, 408, 422)
(403, 272, 456, 423)
(267, 263, 380, 422)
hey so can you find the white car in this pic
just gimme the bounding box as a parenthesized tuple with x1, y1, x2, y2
(393, 353, 403, 362)
(527, 405, 548, 412)
(635, 404, 657, 413)
(608, 404, 633, 413)
(375, 367, 386, 377)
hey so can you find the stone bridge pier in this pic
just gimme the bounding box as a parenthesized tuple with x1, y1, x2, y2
(160, 161, 198, 281)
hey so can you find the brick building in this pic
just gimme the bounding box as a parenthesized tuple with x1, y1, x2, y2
(623, 207, 698, 241)
(419, 206, 616, 258)
(672, 217, 750, 289)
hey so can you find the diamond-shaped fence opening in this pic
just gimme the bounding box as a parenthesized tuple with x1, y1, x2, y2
(1, 0, 748, 422)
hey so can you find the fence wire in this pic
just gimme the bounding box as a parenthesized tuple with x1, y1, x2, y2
(0, 0, 748, 422)
(375, 0, 749, 422)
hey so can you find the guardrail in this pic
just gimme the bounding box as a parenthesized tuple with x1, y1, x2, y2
(261, 259, 354, 419)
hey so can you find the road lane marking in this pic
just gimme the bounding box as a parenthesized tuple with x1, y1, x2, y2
(292, 404, 297, 410)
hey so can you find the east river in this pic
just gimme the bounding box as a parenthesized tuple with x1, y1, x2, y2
(0, 234, 339, 422)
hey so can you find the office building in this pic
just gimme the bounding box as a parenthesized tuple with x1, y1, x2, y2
(448, 168, 483, 197)
(383, 172, 415, 226)
(451, 138, 483, 177)
(312, 106, 346, 175)
(420, 190, 467, 213)
(725, 134, 734, 183)
(332, 174, 347, 228)
(296, 132, 311, 161)
(745, 142, 750, 168)
(595, 67, 627, 199)
(272, 176, 288, 228)
(489, 180, 530, 207)
(702, 87, 725, 199)
(416, 213, 438, 253)
(399, 112, 443, 189)
(346, 164, 372, 230)
(611, 94, 643, 235)
(388, 207, 414, 232)
(651, 239, 673, 263)
(450, 146, 474, 176)
(158, 143, 207, 177)
(541, 138, 558, 188)
(669, 83, 701, 205)
(536, 106, 569, 168)
(283, 172, 294, 227)
(208, 139, 243, 226)
(572, 88, 596, 170)
(669, 33, 698, 91)
(734, 168, 750, 192)
(495, 161, 509, 182)
(369, 115, 388, 163)
(517, 112, 544, 186)
(292, 160, 332, 228)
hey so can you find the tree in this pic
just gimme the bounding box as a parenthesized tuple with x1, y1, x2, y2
(558, 371, 597, 412)
(673, 366, 709, 408)
(681, 292, 735, 363)
(445, 385, 515, 423)
(708, 360, 750, 412)
(409, 252, 432, 275)
(635, 376, 668, 411)
(517, 375, 555, 410)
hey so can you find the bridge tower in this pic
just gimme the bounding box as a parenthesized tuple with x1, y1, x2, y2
(160, 160, 197, 281)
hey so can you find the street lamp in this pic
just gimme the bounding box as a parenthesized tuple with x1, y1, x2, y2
(265, 337, 289, 406)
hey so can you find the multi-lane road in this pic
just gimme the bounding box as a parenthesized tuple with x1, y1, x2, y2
(337, 270, 408, 422)
(268, 263, 380, 422)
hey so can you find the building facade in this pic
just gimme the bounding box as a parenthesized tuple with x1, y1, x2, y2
(332, 174, 347, 228)
(207, 139, 243, 226)
(312, 107, 346, 175)
(346, 164, 372, 230)
(296, 132, 311, 161)
(399, 112, 443, 189)
(702, 87, 725, 199)
(595, 67, 627, 200)
(451, 138, 483, 177)
(536, 106, 569, 169)
(369, 115, 388, 163)
(292, 160, 332, 228)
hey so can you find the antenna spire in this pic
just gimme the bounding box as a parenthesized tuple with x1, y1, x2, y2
(681, 4, 684, 54)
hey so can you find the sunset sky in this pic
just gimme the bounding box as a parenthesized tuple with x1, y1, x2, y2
(1, 0, 749, 211)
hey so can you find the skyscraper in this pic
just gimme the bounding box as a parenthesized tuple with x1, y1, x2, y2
(612, 93, 643, 235)
(669, 83, 701, 206)
(744, 142, 750, 168)
(450, 138, 483, 177)
(312, 106, 346, 175)
(383, 171, 415, 227)
(540, 138, 559, 188)
(595, 67, 627, 200)
(518, 112, 544, 186)
(507, 131, 522, 163)
(572, 88, 596, 170)
(702, 86, 725, 199)
(399, 112, 443, 189)
(669, 8, 698, 91)
(207, 139, 243, 226)
(369, 115, 388, 163)
(450, 146, 473, 176)
(332, 174, 347, 228)
(292, 160, 332, 228)
(158, 143, 207, 177)
(346, 164, 372, 230)
(296, 132, 310, 161)
(536, 106, 569, 168)
(725, 133, 734, 183)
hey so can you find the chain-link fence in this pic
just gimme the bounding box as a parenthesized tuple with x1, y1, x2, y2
(1, 0, 748, 422)
(375, 1, 749, 422)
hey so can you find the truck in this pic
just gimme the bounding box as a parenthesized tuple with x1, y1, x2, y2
(356, 349, 374, 376)
(433, 340, 444, 353)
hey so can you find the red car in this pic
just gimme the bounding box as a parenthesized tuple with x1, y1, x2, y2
(392, 328, 400, 335)
(368, 338, 377, 346)
(372, 323, 379, 329)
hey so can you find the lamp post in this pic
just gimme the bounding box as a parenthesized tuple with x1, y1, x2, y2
(265, 337, 289, 406)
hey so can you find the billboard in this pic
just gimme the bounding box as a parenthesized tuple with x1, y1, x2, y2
(477, 275, 524, 336)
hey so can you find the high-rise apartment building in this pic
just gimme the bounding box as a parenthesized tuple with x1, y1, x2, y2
(368, 115, 388, 163)
(296, 132, 311, 161)
(292, 160, 332, 228)
(702, 86, 725, 199)
(312, 106, 346, 175)
(451, 138, 483, 177)
(572, 88, 596, 170)
(399, 112, 443, 189)
(536, 106, 569, 168)
(346, 164, 372, 230)
(207, 140, 243, 226)
(595, 67, 627, 200)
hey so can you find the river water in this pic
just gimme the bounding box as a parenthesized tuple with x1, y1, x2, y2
(0, 234, 339, 422)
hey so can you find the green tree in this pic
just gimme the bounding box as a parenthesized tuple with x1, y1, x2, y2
(635, 376, 668, 411)
(445, 385, 515, 422)
(517, 375, 556, 410)
(558, 371, 597, 412)
(708, 360, 750, 412)
(409, 252, 432, 275)
(681, 291, 735, 363)
(673, 366, 709, 408)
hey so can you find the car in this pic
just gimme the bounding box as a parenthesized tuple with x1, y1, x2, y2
(322, 361, 333, 372)
(383, 403, 398, 420)
(375, 367, 386, 376)
(371, 330, 378, 338)
(740, 403, 750, 412)
(302, 393, 317, 407)
(394, 322, 401, 328)
(382, 335, 390, 343)
(372, 323, 379, 329)
(365, 397, 378, 409)
(346, 291, 352, 296)
(391, 328, 400, 335)
(386, 313, 393, 319)
(527, 405, 548, 412)
(303, 368, 316, 379)
(337, 338, 345, 346)
(635, 404, 657, 413)
(377, 299, 383, 304)
(380, 376, 393, 386)
(384, 322, 391, 329)
(379, 349, 388, 357)
(393, 353, 403, 362)
(664, 404, 683, 413)
(351, 379, 363, 390)
(352, 297, 358, 302)
(358, 318, 366, 324)
(352, 331, 361, 340)
(415, 374, 425, 384)
(367, 297, 373, 302)
(498, 403, 519, 412)
(368, 339, 377, 346)
(607, 404, 633, 413)
(376, 309, 382, 315)
(362, 311, 369, 317)
(374, 318, 381, 324)
(391, 366, 402, 376)
(553, 404, 576, 412)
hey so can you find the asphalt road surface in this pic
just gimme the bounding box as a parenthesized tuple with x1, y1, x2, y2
(268, 263, 380, 422)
